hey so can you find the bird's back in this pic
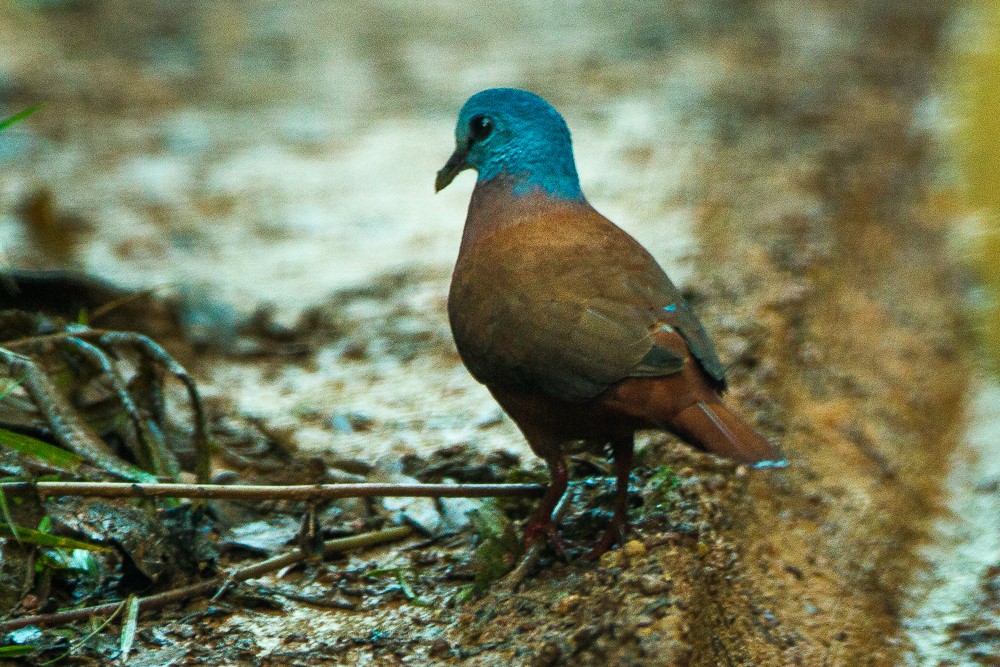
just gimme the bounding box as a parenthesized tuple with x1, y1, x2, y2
(448, 180, 726, 402)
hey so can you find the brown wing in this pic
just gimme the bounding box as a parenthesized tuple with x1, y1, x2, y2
(448, 204, 727, 402)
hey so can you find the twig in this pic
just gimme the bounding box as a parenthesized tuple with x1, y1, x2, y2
(0, 526, 414, 633)
(0, 481, 546, 501)
(88, 286, 168, 323)
(99, 332, 212, 484)
(4, 327, 212, 483)
(0, 348, 155, 483)
(62, 335, 179, 479)
(501, 490, 572, 592)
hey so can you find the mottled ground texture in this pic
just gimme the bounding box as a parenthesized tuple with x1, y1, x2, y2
(1, 0, 996, 665)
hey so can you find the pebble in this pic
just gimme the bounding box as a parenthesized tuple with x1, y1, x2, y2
(599, 550, 621, 568)
(554, 594, 583, 614)
(531, 642, 562, 667)
(638, 575, 671, 596)
(622, 540, 647, 559)
(598, 540, 649, 569)
(428, 638, 451, 657)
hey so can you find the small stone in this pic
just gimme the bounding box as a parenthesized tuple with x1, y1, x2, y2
(211, 470, 239, 484)
(531, 642, 562, 667)
(599, 550, 621, 568)
(696, 542, 710, 557)
(622, 540, 647, 559)
(554, 594, 583, 614)
(428, 638, 451, 657)
(638, 575, 671, 596)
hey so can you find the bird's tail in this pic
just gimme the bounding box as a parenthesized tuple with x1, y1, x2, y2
(670, 401, 780, 464)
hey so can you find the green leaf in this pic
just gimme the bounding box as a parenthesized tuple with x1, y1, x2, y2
(0, 103, 43, 133)
(0, 645, 36, 657)
(36, 548, 71, 571)
(0, 428, 84, 471)
(0, 522, 110, 552)
(0, 488, 20, 544)
(647, 466, 679, 510)
(394, 570, 432, 607)
(119, 595, 140, 662)
(0, 376, 25, 402)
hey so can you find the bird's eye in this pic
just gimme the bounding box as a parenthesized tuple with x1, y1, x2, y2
(468, 115, 494, 142)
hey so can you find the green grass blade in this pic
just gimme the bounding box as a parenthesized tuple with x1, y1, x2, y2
(0, 645, 36, 657)
(0, 376, 26, 402)
(119, 594, 140, 661)
(0, 522, 110, 551)
(42, 600, 124, 665)
(0, 103, 43, 133)
(0, 489, 20, 545)
(0, 427, 84, 471)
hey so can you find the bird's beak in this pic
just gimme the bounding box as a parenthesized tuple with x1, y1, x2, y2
(435, 146, 470, 192)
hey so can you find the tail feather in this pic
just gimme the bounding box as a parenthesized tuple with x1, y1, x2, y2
(670, 401, 779, 464)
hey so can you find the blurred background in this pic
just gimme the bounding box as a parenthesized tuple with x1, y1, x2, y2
(0, 0, 730, 315)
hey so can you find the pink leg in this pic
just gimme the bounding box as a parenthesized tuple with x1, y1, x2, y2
(584, 436, 634, 560)
(523, 453, 569, 557)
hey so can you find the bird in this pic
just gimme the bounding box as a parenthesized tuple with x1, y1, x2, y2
(436, 88, 782, 558)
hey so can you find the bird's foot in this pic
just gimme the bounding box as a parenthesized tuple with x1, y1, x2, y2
(580, 521, 630, 562)
(523, 517, 569, 560)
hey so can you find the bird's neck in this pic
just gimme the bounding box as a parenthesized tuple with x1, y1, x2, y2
(458, 176, 590, 255)
(478, 167, 584, 203)
(475, 141, 585, 203)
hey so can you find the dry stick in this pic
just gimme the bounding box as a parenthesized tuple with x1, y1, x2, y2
(0, 526, 414, 633)
(88, 286, 169, 323)
(0, 348, 154, 483)
(0, 481, 546, 501)
(100, 332, 213, 484)
(502, 490, 572, 592)
(62, 336, 179, 479)
(4, 329, 212, 483)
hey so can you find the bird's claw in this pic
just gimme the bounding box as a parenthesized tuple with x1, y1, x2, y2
(579, 521, 630, 562)
(523, 517, 570, 560)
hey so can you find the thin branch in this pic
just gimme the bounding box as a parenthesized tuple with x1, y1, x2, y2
(99, 332, 212, 484)
(0, 480, 546, 501)
(62, 335, 178, 479)
(0, 526, 414, 633)
(0, 348, 155, 482)
(4, 328, 212, 483)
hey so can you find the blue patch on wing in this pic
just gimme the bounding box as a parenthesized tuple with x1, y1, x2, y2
(663, 304, 677, 312)
(751, 459, 789, 470)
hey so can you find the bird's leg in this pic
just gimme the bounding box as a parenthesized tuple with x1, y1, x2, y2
(584, 435, 634, 560)
(523, 453, 569, 558)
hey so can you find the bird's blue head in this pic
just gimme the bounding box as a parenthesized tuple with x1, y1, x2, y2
(435, 88, 585, 202)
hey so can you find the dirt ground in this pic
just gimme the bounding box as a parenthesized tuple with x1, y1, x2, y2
(1, 0, 998, 665)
